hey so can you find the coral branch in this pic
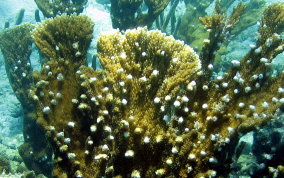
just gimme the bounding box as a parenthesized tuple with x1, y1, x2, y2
(110, 0, 171, 30)
(0, 23, 53, 177)
(34, 0, 88, 18)
(0, 24, 34, 109)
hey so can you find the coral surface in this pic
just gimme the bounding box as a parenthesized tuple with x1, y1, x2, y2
(34, 0, 87, 18)
(0, 1, 283, 177)
(110, 0, 171, 30)
(28, 2, 284, 177)
(0, 23, 34, 110)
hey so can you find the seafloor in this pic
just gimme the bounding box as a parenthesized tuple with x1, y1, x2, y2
(0, 0, 283, 177)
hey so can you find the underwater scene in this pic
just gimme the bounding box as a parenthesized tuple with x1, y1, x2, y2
(0, 0, 283, 177)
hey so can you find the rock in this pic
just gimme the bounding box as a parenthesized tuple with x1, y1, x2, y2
(0, 156, 11, 174)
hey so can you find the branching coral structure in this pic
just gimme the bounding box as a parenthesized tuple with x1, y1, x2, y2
(28, 3, 283, 178)
(178, 0, 266, 52)
(110, 0, 171, 30)
(0, 23, 53, 176)
(0, 24, 34, 109)
(34, 0, 88, 18)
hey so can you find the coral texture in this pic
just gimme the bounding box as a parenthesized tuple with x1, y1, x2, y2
(110, 0, 171, 30)
(0, 23, 34, 110)
(29, 2, 284, 177)
(34, 0, 88, 18)
(0, 23, 53, 176)
(178, 0, 266, 52)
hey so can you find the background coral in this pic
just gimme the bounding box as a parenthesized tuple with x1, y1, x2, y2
(178, 0, 266, 52)
(34, 0, 88, 18)
(110, 0, 171, 30)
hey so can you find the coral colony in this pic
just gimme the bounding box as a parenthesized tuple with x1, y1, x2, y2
(0, 0, 283, 177)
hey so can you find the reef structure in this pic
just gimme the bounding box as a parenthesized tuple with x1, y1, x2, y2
(28, 2, 284, 177)
(178, 0, 267, 52)
(0, 23, 53, 176)
(110, 0, 171, 30)
(0, 1, 279, 177)
(0, 23, 34, 110)
(34, 0, 88, 18)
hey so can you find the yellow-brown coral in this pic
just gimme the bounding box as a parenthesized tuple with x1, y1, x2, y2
(31, 3, 284, 178)
(34, 0, 88, 18)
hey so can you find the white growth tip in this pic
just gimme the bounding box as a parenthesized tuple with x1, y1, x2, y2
(125, 150, 134, 157)
(67, 122, 75, 128)
(43, 106, 51, 114)
(122, 99, 128, 105)
(231, 60, 240, 67)
(174, 100, 181, 107)
(154, 97, 160, 103)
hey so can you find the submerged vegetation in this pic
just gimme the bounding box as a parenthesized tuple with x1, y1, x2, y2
(0, 0, 283, 177)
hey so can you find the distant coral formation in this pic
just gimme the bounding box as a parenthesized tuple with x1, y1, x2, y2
(34, 0, 88, 18)
(178, 0, 266, 52)
(110, 0, 171, 30)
